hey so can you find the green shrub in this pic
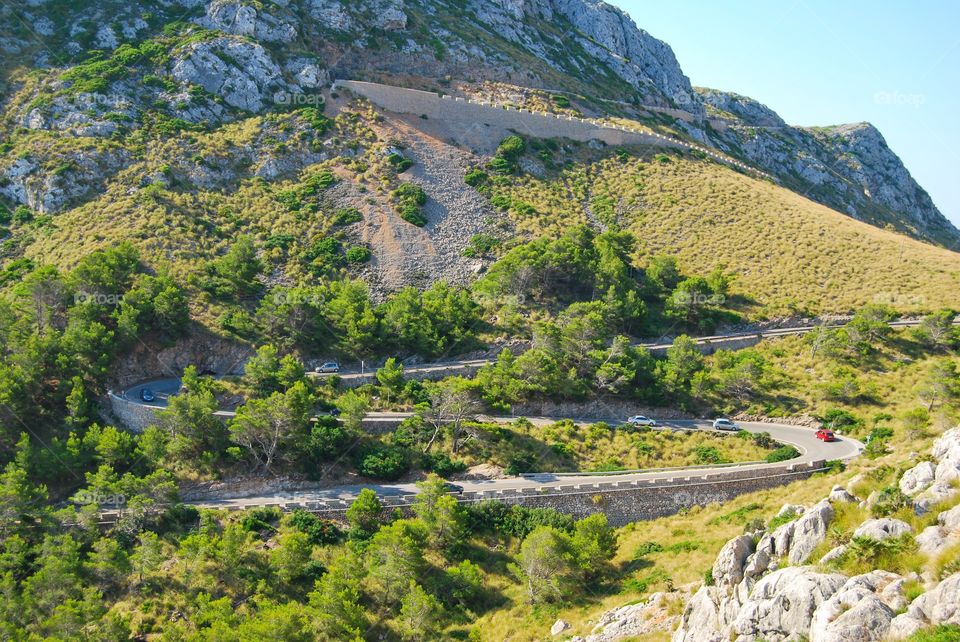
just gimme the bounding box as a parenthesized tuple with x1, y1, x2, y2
(346, 246, 371, 263)
(289, 509, 343, 545)
(692, 445, 728, 464)
(551, 95, 571, 108)
(462, 233, 500, 257)
(497, 135, 526, 160)
(387, 153, 413, 172)
(334, 207, 363, 225)
(241, 507, 282, 533)
(464, 168, 489, 187)
(906, 625, 960, 642)
(423, 452, 467, 477)
(766, 445, 800, 463)
(392, 183, 428, 226)
(354, 446, 409, 480)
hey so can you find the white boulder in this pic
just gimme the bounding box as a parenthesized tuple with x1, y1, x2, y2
(899, 461, 936, 495)
(852, 518, 912, 541)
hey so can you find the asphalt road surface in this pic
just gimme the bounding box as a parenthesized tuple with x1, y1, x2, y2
(186, 419, 863, 509)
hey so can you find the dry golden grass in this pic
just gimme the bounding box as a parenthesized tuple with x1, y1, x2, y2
(450, 419, 774, 473)
(494, 154, 960, 317)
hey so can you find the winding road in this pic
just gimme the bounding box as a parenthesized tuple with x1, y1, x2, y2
(183, 419, 864, 510)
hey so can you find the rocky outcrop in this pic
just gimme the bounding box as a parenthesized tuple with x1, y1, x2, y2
(888, 573, 960, 638)
(572, 591, 685, 642)
(675, 428, 960, 642)
(195, 0, 297, 42)
(171, 37, 287, 112)
(900, 461, 937, 496)
(808, 571, 905, 642)
(696, 89, 959, 246)
(899, 428, 960, 513)
(699, 88, 785, 128)
(468, 0, 701, 116)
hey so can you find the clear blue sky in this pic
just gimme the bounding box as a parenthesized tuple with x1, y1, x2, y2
(616, 0, 960, 229)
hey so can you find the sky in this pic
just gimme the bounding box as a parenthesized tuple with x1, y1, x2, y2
(616, 0, 960, 228)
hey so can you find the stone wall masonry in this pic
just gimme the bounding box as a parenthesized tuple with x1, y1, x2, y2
(101, 461, 826, 528)
(333, 80, 774, 180)
(105, 392, 159, 433)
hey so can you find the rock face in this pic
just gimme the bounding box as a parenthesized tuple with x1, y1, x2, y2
(570, 591, 684, 641)
(696, 88, 959, 246)
(675, 429, 960, 642)
(2, 0, 955, 246)
(900, 428, 960, 513)
(171, 37, 287, 112)
(731, 567, 846, 642)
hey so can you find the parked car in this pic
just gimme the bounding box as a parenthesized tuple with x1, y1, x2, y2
(139, 388, 156, 403)
(627, 415, 658, 427)
(816, 429, 837, 442)
(315, 362, 341, 374)
(712, 418, 740, 431)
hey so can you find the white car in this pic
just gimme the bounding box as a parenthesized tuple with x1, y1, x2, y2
(627, 415, 658, 427)
(315, 362, 341, 374)
(713, 418, 740, 431)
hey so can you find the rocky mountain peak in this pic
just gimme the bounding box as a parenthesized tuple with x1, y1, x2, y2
(697, 87, 785, 128)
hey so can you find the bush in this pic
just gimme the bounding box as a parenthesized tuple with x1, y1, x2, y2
(497, 135, 526, 160)
(506, 452, 537, 475)
(766, 445, 800, 463)
(423, 452, 467, 477)
(345, 246, 371, 263)
(906, 625, 960, 642)
(692, 445, 727, 464)
(241, 507, 282, 533)
(333, 207, 363, 225)
(464, 168, 489, 187)
(392, 183, 428, 226)
(462, 233, 500, 257)
(387, 152, 413, 172)
(354, 445, 409, 480)
(465, 501, 573, 538)
(290, 509, 343, 545)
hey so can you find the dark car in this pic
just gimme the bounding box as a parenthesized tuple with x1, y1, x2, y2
(139, 388, 156, 403)
(443, 482, 464, 495)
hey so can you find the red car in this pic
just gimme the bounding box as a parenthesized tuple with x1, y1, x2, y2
(816, 429, 837, 442)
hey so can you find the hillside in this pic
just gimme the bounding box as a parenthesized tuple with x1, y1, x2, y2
(1, 2, 960, 641)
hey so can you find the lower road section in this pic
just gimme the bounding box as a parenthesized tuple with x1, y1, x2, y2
(183, 420, 862, 516)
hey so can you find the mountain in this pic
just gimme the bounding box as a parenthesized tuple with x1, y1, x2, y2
(0, 0, 958, 301)
(699, 89, 956, 244)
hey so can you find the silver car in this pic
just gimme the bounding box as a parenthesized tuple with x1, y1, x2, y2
(315, 361, 341, 374)
(712, 418, 740, 431)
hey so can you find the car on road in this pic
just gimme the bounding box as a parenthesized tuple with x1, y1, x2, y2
(816, 429, 837, 442)
(315, 362, 341, 374)
(443, 482, 464, 495)
(139, 388, 156, 403)
(627, 415, 658, 427)
(713, 418, 740, 431)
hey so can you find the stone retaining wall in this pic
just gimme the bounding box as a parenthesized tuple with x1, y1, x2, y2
(105, 392, 159, 433)
(100, 461, 825, 528)
(335, 80, 772, 179)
